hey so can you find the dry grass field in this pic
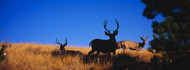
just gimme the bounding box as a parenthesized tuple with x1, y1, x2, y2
(0, 43, 163, 70)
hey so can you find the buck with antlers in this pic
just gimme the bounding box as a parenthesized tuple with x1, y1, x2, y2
(88, 19, 119, 57)
(56, 38, 67, 53)
(56, 38, 83, 56)
(117, 35, 148, 52)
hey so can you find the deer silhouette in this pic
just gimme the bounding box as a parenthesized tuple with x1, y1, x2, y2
(56, 38, 83, 56)
(117, 35, 148, 52)
(88, 19, 119, 57)
(56, 38, 67, 53)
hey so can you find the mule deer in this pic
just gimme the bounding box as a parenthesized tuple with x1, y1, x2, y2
(88, 19, 119, 57)
(56, 38, 67, 53)
(56, 38, 83, 56)
(117, 35, 148, 52)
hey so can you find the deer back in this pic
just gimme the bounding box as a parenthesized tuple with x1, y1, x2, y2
(122, 40, 139, 50)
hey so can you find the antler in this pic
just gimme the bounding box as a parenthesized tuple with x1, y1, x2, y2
(112, 19, 120, 35)
(140, 35, 149, 41)
(114, 19, 119, 32)
(63, 38, 67, 46)
(146, 35, 148, 40)
(56, 38, 62, 45)
(104, 20, 110, 34)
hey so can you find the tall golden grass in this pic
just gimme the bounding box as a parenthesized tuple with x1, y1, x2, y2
(0, 43, 163, 70)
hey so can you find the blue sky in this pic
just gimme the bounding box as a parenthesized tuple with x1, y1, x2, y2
(0, 0, 164, 49)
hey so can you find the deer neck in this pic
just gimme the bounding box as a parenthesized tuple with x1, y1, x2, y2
(109, 38, 116, 42)
(140, 42, 146, 48)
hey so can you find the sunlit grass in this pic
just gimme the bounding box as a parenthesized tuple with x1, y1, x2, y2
(0, 43, 163, 70)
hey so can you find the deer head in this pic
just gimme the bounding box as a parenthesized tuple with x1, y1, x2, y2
(56, 38, 67, 52)
(104, 19, 119, 40)
(140, 35, 148, 44)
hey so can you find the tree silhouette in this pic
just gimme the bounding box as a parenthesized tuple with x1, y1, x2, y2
(141, 0, 190, 69)
(141, 0, 190, 22)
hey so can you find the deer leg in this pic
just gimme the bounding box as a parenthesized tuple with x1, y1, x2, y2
(136, 48, 139, 53)
(124, 46, 129, 54)
(122, 47, 126, 53)
(113, 50, 116, 55)
(107, 53, 111, 57)
(95, 51, 100, 57)
(87, 50, 95, 57)
(122, 43, 128, 53)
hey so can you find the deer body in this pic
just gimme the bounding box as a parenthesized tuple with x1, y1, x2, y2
(117, 36, 148, 52)
(120, 40, 142, 51)
(88, 19, 119, 57)
(89, 39, 117, 53)
(63, 50, 83, 56)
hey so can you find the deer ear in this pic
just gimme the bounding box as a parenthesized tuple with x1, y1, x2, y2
(140, 37, 144, 40)
(145, 38, 148, 41)
(105, 31, 110, 36)
(146, 35, 148, 41)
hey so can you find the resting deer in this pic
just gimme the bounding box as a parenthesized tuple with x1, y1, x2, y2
(117, 35, 148, 52)
(88, 19, 119, 57)
(56, 38, 67, 53)
(56, 38, 83, 56)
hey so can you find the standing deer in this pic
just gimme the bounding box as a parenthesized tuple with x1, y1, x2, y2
(117, 35, 148, 52)
(88, 19, 119, 57)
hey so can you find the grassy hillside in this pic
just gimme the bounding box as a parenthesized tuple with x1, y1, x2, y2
(0, 43, 163, 70)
